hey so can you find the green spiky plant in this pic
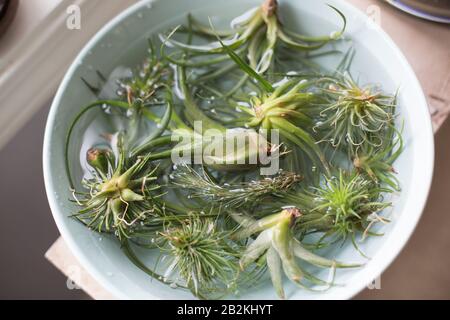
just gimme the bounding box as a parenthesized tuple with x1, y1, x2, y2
(315, 73, 397, 155)
(280, 170, 392, 252)
(352, 124, 403, 191)
(162, 0, 346, 74)
(233, 208, 361, 299)
(171, 164, 303, 208)
(241, 77, 329, 170)
(72, 135, 163, 241)
(158, 214, 241, 298)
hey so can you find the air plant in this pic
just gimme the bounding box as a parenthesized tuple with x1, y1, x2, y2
(315, 73, 397, 155)
(234, 208, 360, 299)
(171, 164, 303, 209)
(82, 39, 171, 105)
(352, 124, 403, 191)
(283, 170, 391, 250)
(158, 215, 241, 299)
(162, 0, 346, 74)
(242, 77, 329, 170)
(117, 40, 171, 105)
(71, 135, 163, 241)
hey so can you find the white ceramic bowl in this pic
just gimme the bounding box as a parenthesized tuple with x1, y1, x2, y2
(43, 0, 434, 299)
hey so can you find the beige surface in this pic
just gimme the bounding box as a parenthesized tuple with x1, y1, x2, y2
(350, 0, 450, 133)
(357, 119, 450, 299)
(45, 238, 115, 300)
(45, 0, 450, 299)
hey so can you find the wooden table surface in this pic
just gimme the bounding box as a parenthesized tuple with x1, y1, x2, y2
(46, 0, 450, 299)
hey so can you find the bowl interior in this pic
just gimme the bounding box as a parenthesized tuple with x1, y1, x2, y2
(44, 0, 434, 299)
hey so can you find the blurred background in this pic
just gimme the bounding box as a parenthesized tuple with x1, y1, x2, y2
(0, 0, 449, 299)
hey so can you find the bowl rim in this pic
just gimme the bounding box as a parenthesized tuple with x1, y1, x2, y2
(43, 0, 434, 300)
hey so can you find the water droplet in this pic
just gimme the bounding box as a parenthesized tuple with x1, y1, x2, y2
(102, 104, 112, 114)
(237, 101, 250, 108)
(330, 31, 340, 39)
(273, 77, 289, 88)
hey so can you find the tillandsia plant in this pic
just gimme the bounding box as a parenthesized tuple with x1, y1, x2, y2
(281, 170, 392, 250)
(82, 39, 172, 105)
(72, 135, 164, 241)
(171, 164, 303, 209)
(233, 208, 361, 299)
(117, 40, 171, 104)
(157, 215, 242, 299)
(352, 124, 403, 191)
(162, 0, 346, 74)
(240, 76, 329, 171)
(63, 0, 406, 300)
(315, 72, 397, 155)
